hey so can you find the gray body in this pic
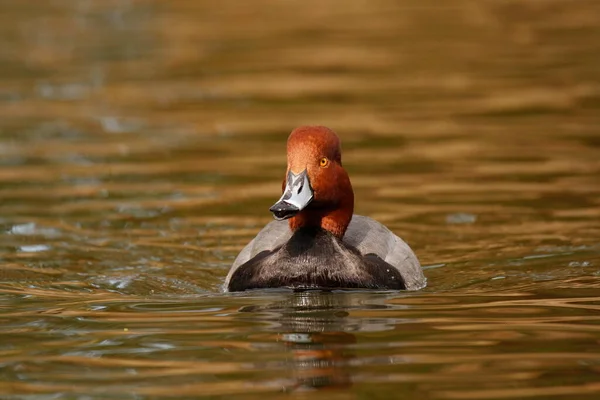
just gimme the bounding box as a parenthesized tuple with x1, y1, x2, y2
(224, 215, 426, 291)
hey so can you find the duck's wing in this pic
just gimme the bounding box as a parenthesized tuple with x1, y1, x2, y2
(343, 215, 426, 290)
(224, 220, 292, 288)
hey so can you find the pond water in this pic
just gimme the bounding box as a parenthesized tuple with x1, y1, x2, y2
(1, 1, 600, 399)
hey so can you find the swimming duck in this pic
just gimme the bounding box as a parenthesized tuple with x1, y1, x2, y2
(225, 126, 425, 292)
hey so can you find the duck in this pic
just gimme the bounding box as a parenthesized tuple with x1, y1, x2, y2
(224, 126, 425, 292)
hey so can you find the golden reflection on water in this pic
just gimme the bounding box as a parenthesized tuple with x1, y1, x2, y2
(3, 290, 600, 398)
(1, 0, 600, 399)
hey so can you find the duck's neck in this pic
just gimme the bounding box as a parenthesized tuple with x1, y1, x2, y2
(289, 195, 354, 239)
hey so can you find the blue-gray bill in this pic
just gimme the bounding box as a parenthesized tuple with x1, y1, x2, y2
(269, 169, 314, 220)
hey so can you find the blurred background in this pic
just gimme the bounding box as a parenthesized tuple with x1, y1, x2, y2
(1, 1, 599, 399)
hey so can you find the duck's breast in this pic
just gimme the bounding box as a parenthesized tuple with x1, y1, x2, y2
(225, 215, 426, 291)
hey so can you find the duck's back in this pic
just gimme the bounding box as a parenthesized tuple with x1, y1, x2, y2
(225, 215, 426, 291)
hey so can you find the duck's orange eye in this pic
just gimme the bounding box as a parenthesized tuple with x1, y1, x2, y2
(319, 157, 329, 168)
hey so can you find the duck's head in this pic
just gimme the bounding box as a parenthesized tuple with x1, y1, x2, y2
(269, 126, 354, 238)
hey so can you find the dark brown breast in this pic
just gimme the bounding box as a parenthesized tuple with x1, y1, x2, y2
(227, 227, 406, 292)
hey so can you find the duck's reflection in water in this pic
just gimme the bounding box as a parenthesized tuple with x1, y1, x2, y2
(278, 330, 356, 391)
(239, 290, 397, 391)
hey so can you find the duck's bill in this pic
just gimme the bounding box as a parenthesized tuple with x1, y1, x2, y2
(269, 169, 314, 220)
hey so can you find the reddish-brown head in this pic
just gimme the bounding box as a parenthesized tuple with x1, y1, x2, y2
(269, 126, 354, 238)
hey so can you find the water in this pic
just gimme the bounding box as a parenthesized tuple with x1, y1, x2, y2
(1, 0, 600, 398)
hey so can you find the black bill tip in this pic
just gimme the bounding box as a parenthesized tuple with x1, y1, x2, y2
(269, 201, 300, 220)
